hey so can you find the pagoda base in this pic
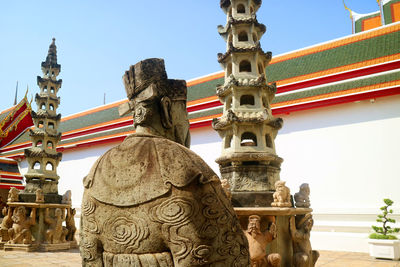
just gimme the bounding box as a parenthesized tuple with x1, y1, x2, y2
(231, 191, 275, 207)
(4, 243, 39, 252)
(220, 163, 281, 192)
(40, 242, 71, 251)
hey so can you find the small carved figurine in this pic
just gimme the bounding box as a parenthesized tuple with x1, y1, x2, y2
(8, 206, 36, 244)
(62, 190, 72, 204)
(294, 183, 310, 208)
(65, 208, 76, 241)
(7, 187, 19, 202)
(271, 180, 291, 207)
(0, 207, 13, 242)
(290, 214, 319, 267)
(35, 188, 45, 203)
(221, 179, 232, 200)
(244, 215, 281, 267)
(44, 208, 68, 244)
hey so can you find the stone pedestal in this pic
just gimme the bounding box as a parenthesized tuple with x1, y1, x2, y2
(235, 207, 312, 267)
(7, 202, 72, 252)
(4, 243, 39, 252)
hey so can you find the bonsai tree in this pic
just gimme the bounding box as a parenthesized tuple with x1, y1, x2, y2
(370, 198, 400, 239)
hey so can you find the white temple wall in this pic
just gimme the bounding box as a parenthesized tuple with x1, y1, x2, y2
(17, 94, 400, 252)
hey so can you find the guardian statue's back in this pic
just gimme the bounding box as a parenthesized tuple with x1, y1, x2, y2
(80, 58, 250, 266)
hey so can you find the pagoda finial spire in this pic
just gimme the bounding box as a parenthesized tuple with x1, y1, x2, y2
(43, 38, 58, 67)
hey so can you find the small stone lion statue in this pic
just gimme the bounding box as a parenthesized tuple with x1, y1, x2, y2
(7, 187, 19, 203)
(35, 189, 45, 203)
(271, 181, 291, 207)
(294, 183, 310, 208)
(61, 190, 72, 204)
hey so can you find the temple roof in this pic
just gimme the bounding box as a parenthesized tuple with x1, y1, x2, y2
(0, 157, 24, 189)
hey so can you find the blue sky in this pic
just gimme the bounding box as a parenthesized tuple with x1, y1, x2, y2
(0, 0, 380, 116)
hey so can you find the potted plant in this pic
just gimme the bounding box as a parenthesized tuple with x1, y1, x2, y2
(368, 198, 400, 260)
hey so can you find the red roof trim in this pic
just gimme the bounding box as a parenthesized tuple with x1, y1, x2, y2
(277, 60, 400, 94)
(273, 86, 400, 114)
(0, 184, 25, 190)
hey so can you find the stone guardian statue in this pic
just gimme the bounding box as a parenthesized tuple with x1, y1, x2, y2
(289, 214, 319, 267)
(8, 206, 36, 244)
(80, 58, 249, 267)
(244, 215, 281, 267)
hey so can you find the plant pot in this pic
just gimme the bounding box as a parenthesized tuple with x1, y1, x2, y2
(368, 239, 400, 260)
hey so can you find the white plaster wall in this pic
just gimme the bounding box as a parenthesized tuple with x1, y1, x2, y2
(276, 95, 400, 215)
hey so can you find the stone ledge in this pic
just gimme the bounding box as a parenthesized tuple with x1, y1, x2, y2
(234, 207, 312, 216)
(7, 202, 71, 208)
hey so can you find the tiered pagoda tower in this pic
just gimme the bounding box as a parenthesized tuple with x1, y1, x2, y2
(22, 38, 63, 202)
(3, 39, 76, 252)
(213, 0, 283, 207)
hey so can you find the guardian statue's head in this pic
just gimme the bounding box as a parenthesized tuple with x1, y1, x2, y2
(121, 58, 190, 148)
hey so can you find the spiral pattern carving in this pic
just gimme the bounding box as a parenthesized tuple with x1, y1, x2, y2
(150, 197, 198, 226)
(82, 196, 96, 216)
(104, 215, 149, 250)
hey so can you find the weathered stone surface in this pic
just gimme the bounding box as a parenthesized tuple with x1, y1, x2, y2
(0, 207, 13, 242)
(80, 58, 250, 266)
(290, 214, 319, 267)
(7, 206, 36, 245)
(44, 208, 68, 244)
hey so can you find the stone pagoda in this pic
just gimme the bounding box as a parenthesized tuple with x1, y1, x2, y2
(1, 39, 76, 252)
(23, 38, 63, 201)
(214, 1, 318, 266)
(213, 0, 283, 207)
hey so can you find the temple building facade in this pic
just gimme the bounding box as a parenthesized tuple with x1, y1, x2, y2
(0, 1, 399, 252)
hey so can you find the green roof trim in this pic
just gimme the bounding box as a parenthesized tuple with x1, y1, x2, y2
(273, 70, 400, 103)
(188, 107, 223, 120)
(266, 30, 399, 83)
(187, 78, 223, 101)
(59, 107, 128, 133)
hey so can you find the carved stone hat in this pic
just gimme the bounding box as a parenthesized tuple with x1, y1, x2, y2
(123, 58, 187, 102)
